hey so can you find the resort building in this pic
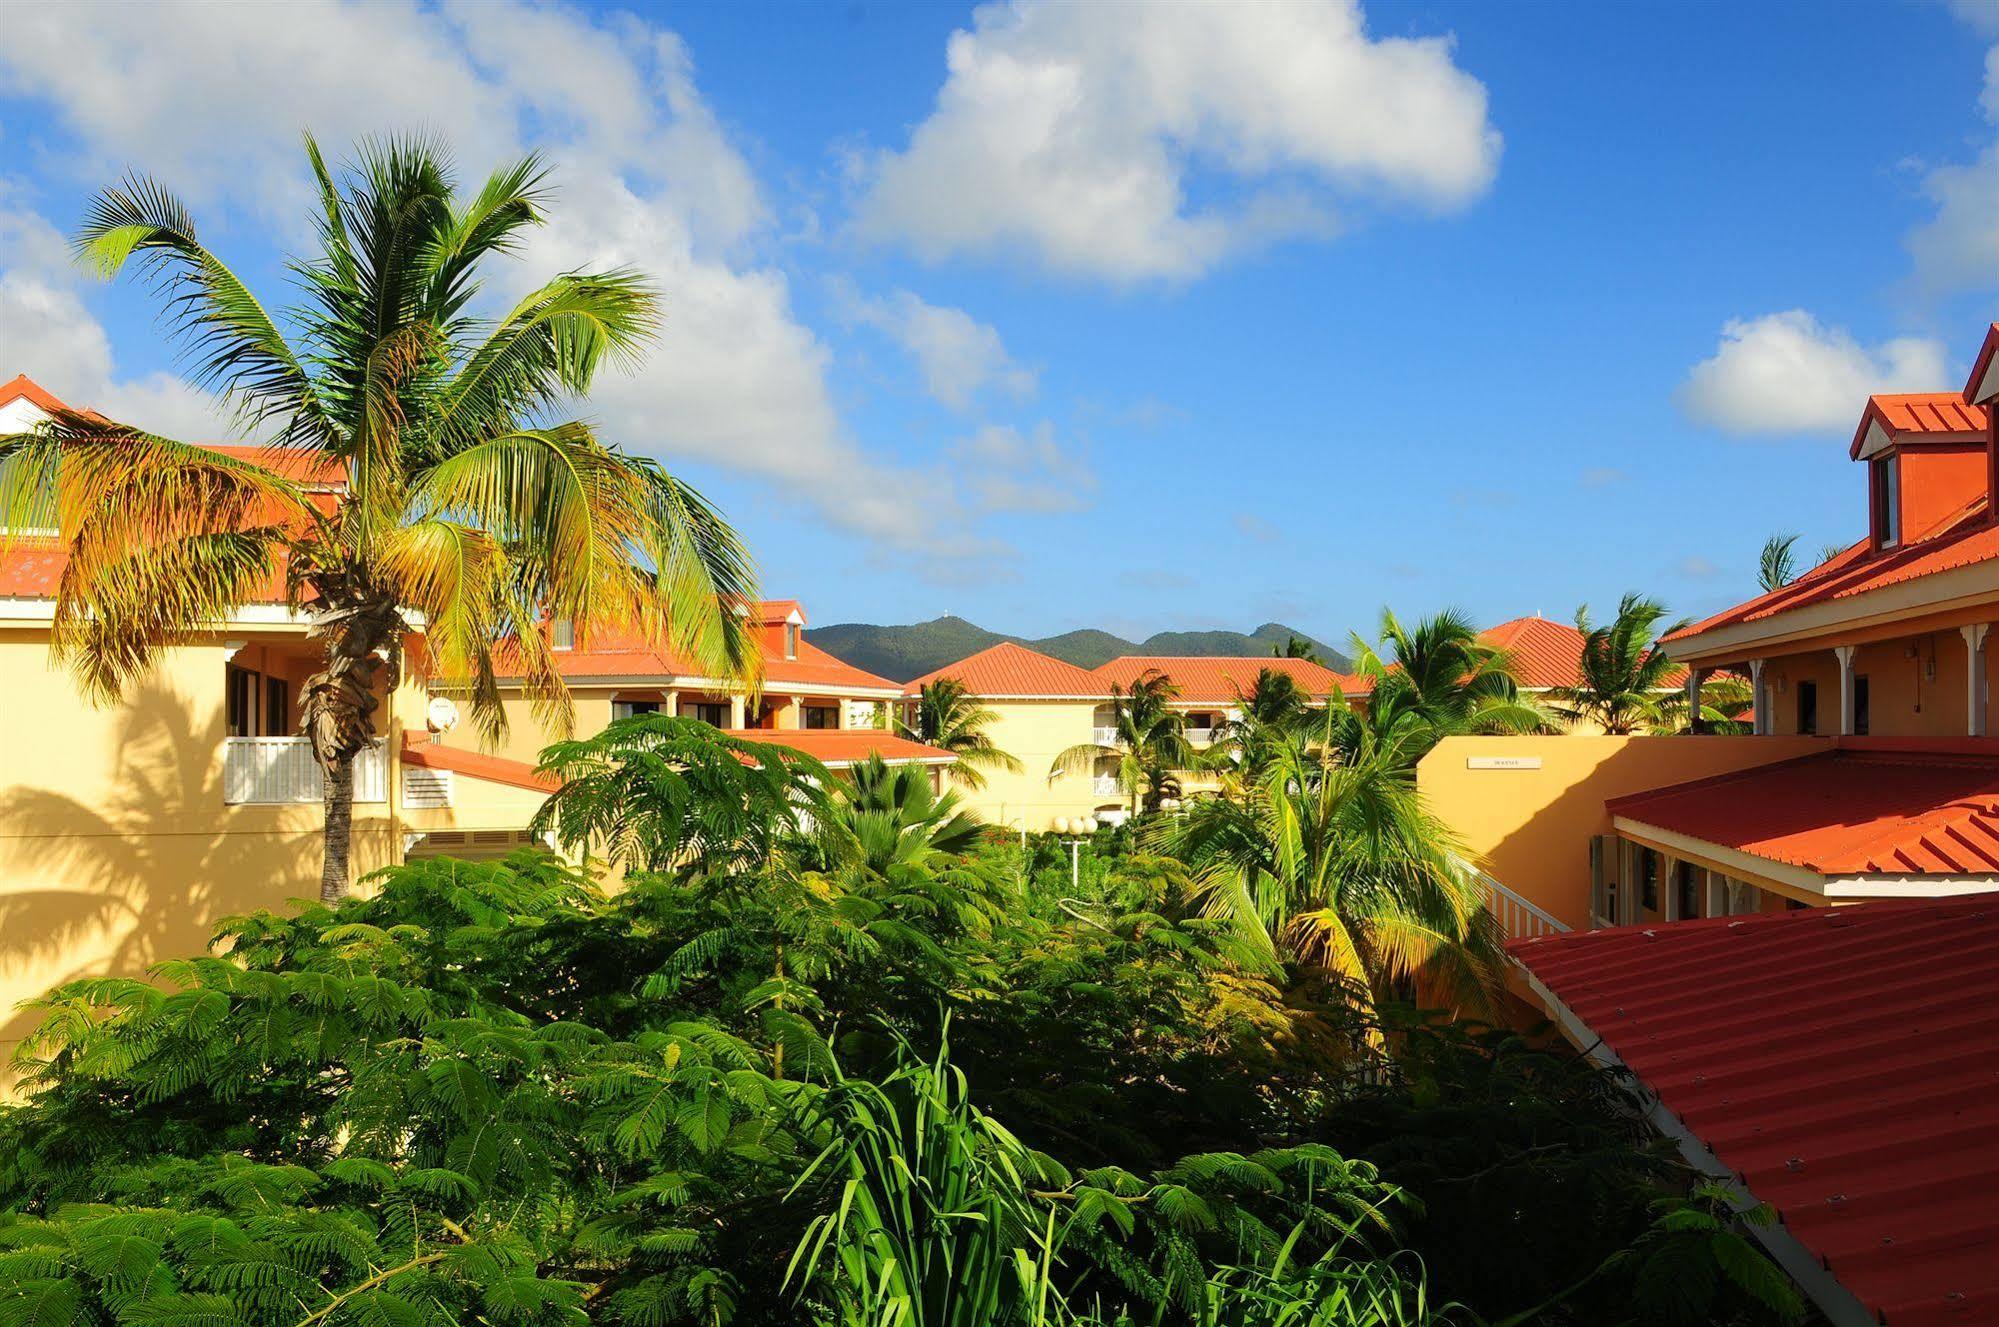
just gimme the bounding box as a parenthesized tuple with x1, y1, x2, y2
(904, 643, 1368, 830)
(0, 373, 952, 1076)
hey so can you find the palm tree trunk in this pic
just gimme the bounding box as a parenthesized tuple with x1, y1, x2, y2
(320, 756, 355, 905)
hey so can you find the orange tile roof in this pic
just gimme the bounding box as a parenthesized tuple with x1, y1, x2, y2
(1478, 616, 1585, 690)
(402, 730, 560, 792)
(1848, 391, 1989, 459)
(1510, 896, 1999, 1327)
(1608, 748, 1999, 876)
(0, 373, 70, 415)
(1090, 655, 1368, 703)
(904, 641, 1108, 698)
(722, 728, 955, 767)
(1663, 507, 1999, 648)
(518, 622, 901, 693)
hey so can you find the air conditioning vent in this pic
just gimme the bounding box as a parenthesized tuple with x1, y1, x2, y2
(402, 767, 454, 809)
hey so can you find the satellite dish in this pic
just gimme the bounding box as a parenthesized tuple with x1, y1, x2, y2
(426, 696, 461, 733)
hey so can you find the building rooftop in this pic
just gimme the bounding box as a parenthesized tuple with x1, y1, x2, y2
(1091, 654, 1369, 703)
(1511, 896, 1999, 1327)
(903, 641, 1109, 698)
(1609, 746, 1999, 877)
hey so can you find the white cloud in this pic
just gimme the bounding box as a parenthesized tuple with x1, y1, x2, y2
(0, 197, 239, 440)
(951, 422, 1095, 513)
(0, 0, 976, 557)
(1231, 511, 1282, 543)
(1904, 18, 1999, 296)
(838, 284, 1036, 410)
(1676, 312, 1950, 436)
(852, 0, 1500, 282)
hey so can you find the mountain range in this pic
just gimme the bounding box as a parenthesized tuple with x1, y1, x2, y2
(808, 616, 1350, 683)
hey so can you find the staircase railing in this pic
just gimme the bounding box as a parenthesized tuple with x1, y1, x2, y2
(1462, 860, 1571, 941)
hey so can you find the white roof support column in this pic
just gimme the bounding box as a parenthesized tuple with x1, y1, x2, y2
(1833, 645, 1858, 737)
(1684, 668, 1706, 734)
(1747, 659, 1769, 735)
(1962, 624, 1990, 737)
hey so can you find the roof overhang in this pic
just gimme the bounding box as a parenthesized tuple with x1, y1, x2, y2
(1613, 814, 1999, 903)
(1964, 323, 1999, 406)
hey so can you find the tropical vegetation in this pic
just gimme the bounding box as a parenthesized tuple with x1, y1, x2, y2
(0, 135, 757, 903)
(1546, 595, 1749, 735)
(1050, 668, 1198, 815)
(1343, 610, 1551, 767)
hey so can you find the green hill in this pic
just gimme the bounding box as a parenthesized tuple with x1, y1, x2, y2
(809, 616, 1348, 683)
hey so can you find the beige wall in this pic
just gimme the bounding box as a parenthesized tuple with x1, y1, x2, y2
(1760, 629, 1990, 737)
(1417, 734, 1829, 931)
(952, 699, 1107, 831)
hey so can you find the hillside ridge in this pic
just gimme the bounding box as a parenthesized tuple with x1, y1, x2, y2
(809, 616, 1349, 683)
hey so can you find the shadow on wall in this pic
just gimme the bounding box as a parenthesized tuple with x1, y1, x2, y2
(0, 684, 319, 1074)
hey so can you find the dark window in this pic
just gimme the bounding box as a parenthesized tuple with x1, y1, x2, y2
(263, 677, 290, 736)
(1854, 675, 1870, 736)
(803, 704, 839, 729)
(1675, 862, 1700, 920)
(1873, 456, 1901, 547)
(613, 699, 661, 720)
(1797, 679, 1818, 735)
(226, 666, 257, 737)
(1640, 850, 1660, 912)
(688, 702, 730, 726)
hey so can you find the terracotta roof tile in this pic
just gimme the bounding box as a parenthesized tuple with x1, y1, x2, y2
(527, 624, 900, 693)
(1511, 896, 1999, 1327)
(1091, 655, 1368, 703)
(904, 642, 1108, 698)
(1481, 615, 1690, 690)
(1608, 748, 1999, 876)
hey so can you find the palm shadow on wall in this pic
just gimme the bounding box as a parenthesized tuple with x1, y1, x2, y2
(0, 684, 312, 1065)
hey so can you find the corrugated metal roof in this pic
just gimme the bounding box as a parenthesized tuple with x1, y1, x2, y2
(904, 642, 1108, 698)
(1849, 392, 1991, 459)
(520, 623, 902, 694)
(1609, 749, 1999, 875)
(1091, 655, 1368, 702)
(1512, 897, 1999, 1327)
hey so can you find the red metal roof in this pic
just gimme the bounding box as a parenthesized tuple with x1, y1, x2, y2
(1091, 655, 1370, 702)
(904, 641, 1108, 698)
(1849, 392, 1990, 459)
(1479, 616, 1587, 690)
(1609, 748, 1999, 876)
(1511, 897, 1999, 1327)
(402, 731, 560, 792)
(521, 621, 901, 694)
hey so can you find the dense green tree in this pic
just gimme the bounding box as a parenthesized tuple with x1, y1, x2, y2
(901, 678, 1024, 792)
(1051, 670, 1196, 815)
(1345, 610, 1550, 767)
(0, 137, 755, 902)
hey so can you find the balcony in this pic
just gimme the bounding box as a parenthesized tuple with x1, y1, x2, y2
(1092, 726, 1118, 745)
(224, 737, 387, 805)
(1184, 726, 1216, 744)
(1091, 774, 1122, 797)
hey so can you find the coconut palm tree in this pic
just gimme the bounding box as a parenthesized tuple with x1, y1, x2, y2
(1050, 669, 1195, 816)
(1758, 533, 1799, 591)
(1158, 717, 1502, 1025)
(1546, 593, 1743, 735)
(1344, 609, 1549, 766)
(1272, 633, 1324, 663)
(1211, 668, 1314, 781)
(899, 677, 1022, 792)
(0, 136, 757, 903)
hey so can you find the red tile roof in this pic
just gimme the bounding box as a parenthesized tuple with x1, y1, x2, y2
(1662, 507, 1999, 648)
(1608, 748, 1999, 876)
(526, 624, 900, 693)
(1849, 392, 1990, 459)
(402, 731, 560, 793)
(722, 728, 955, 767)
(1511, 897, 1999, 1327)
(904, 641, 1108, 698)
(1479, 616, 1585, 690)
(1091, 655, 1369, 703)
(0, 373, 70, 415)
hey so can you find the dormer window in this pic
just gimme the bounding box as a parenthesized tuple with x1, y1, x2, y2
(1873, 455, 1901, 548)
(784, 622, 799, 659)
(551, 617, 575, 651)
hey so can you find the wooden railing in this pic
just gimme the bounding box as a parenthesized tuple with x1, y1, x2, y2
(223, 737, 387, 805)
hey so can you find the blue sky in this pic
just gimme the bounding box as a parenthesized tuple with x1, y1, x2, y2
(2, 0, 1996, 643)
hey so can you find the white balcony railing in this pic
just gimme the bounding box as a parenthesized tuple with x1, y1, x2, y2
(1091, 775, 1122, 797)
(1184, 726, 1216, 744)
(1466, 862, 1571, 942)
(224, 737, 387, 805)
(1092, 726, 1118, 745)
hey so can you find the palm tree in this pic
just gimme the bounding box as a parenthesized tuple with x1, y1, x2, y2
(1344, 609, 1549, 766)
(1758, 533, 1799, 591)
(1546, 593, 1740, 735)
(1273, 633, 1323, 663)
(0, 137, 756, 903)
(1050, 669, 1195, 816)
(899, 678, 1022, 792)
(1158, 718, 1501, 1025)
(1211, 668, 1314, 781)
(833, 753, 986, 877)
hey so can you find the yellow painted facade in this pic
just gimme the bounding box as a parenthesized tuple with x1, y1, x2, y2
(948, 699, 1109, 832)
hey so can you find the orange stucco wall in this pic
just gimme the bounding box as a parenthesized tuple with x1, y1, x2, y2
(1418, 735, 1828, 931)
(1898, 443, 1988, 541)
(1760, 629, 1988, 737)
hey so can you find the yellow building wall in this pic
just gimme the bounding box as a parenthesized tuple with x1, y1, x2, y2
(0, 627, 409, 1090)
(1417, 734, 1829, 931)
(950, 699, 1105, 831)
